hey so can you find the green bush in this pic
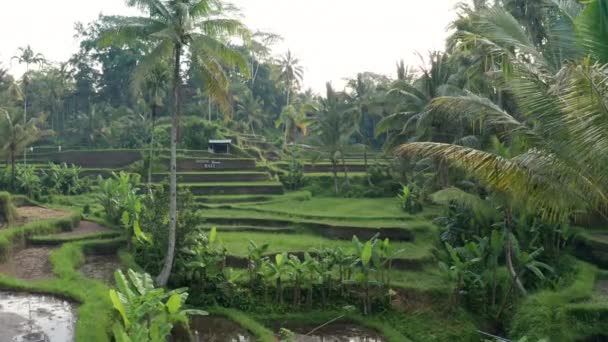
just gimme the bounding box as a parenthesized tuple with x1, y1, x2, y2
(42, 163, 89, 195)
(510, 259, 597, 340)
(279, 157, 305, 190)
(0, 191, 17, 225)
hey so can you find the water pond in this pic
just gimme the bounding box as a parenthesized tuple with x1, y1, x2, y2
(172, 315, 253, 342)
(0, 291, 76, 342)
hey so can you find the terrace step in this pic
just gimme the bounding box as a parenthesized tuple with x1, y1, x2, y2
(199, 225, 297, 234)
(201, 216, 414, 241)
(163, 158, 257, 172)
(194, 195, 274, 204)
(152, 172, 269, 183)
(183, 182, 284, 195)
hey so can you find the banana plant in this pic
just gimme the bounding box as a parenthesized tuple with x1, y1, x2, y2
(175, 227, 226, 289)
(288, 254, 310, 306)
(269, 252, 289, 305)
(247, 240, 269, 287)
(303, 253, 320, 309)
(109, 269, 206, 342)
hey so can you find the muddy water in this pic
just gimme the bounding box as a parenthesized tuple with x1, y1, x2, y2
(0, 292, 76, 342)
(78, 254, 121, 284)
(285, 323, 386, 342)
(173, 315, 253, 342)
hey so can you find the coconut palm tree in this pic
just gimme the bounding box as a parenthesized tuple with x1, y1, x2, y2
(0, 108, 51, 189)
(136, 62, 170, 189)
(395, 3, 608, 294)
(310, 83, 357, 193)
(100, 0, 249, 286)
(277, 50, 303, 106)
(11, 45, 46, 164)
(236, 89, 265, 136)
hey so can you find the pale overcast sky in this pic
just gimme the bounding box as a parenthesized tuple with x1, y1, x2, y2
(0, 0, 460, 93)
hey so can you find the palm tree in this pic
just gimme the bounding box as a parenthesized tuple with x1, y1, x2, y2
(310, 83, 356, 193)
(100, 0, 249, 286)
(0, 108, 51, 189)
(249, 31, 282, 86)
(236, 89, 265, 136)
(277, 50, 303, 106)
(136, 62, 170, 189)
(11, 45, 46, 165)
(395, 4, 608, 294)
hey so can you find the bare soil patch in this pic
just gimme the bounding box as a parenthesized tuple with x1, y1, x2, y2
(0, 206, 70, 229)
(79, 254, 121, 284)
(53, 220, 109, 238)
(0, 246, 55, 280)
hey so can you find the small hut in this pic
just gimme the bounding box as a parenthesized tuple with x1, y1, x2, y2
(208, 139, 232, 154)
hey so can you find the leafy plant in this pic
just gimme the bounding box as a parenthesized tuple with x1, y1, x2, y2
(397, 184, 423, 214)
(109, 269, 206, 342)
(280, 156, 305, 190)
(42, 162, 87, 195)
(98, 171, 142, 224)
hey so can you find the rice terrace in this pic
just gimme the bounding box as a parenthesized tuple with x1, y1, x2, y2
(0, 0, 608, 341)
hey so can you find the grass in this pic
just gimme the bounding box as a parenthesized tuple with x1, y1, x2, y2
(510, 258, 606, 340)
(29, 230, 121, 245)
(0, 191, 17, 224)
(201, 208, 435, 230)
(242, 197, 437, 220)
(215, 231, 433, 260)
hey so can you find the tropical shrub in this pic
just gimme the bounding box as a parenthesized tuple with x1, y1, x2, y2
(397, 184, 423, 214)
(109, 269, 206, 342)
(14, 165, 42, 199)
(98, 171, 143, 224)
(135, 184, 201, 276)
(280, 157, 305, 190)
(42, 162, 88, 195)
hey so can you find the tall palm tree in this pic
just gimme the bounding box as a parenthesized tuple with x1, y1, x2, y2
(236, 89, 265, 136)
(277, 50, 303, 106)
(100, 0, 249, 286)
(249, 31, 282, 86)
(0, 108, 51, 189)
(136, 62, 170, 189)
(310, 83, 356, 193)
(11, 45, 46, 164)
(396, 4, 608, 294)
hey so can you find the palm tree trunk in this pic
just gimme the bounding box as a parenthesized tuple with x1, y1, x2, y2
(504, 207, 527, 295)
(23, 95, 27, 166)
(208, 97, 212, 122)
(156, 44, 182, 287)
(10, 147, 15, 191)
(23, 65, 28, 166)
(147, 105, 157, 191)
(331, 158, 339, 194)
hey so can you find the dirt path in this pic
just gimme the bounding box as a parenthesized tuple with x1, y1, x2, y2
(53, 220, 110, 238)
(0, 247, 55, 280)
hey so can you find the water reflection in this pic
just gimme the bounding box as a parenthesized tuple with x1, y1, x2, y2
(286, 323, 386, 342)
(0, 292, 75, 342)
(173, 315, 252, 342)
